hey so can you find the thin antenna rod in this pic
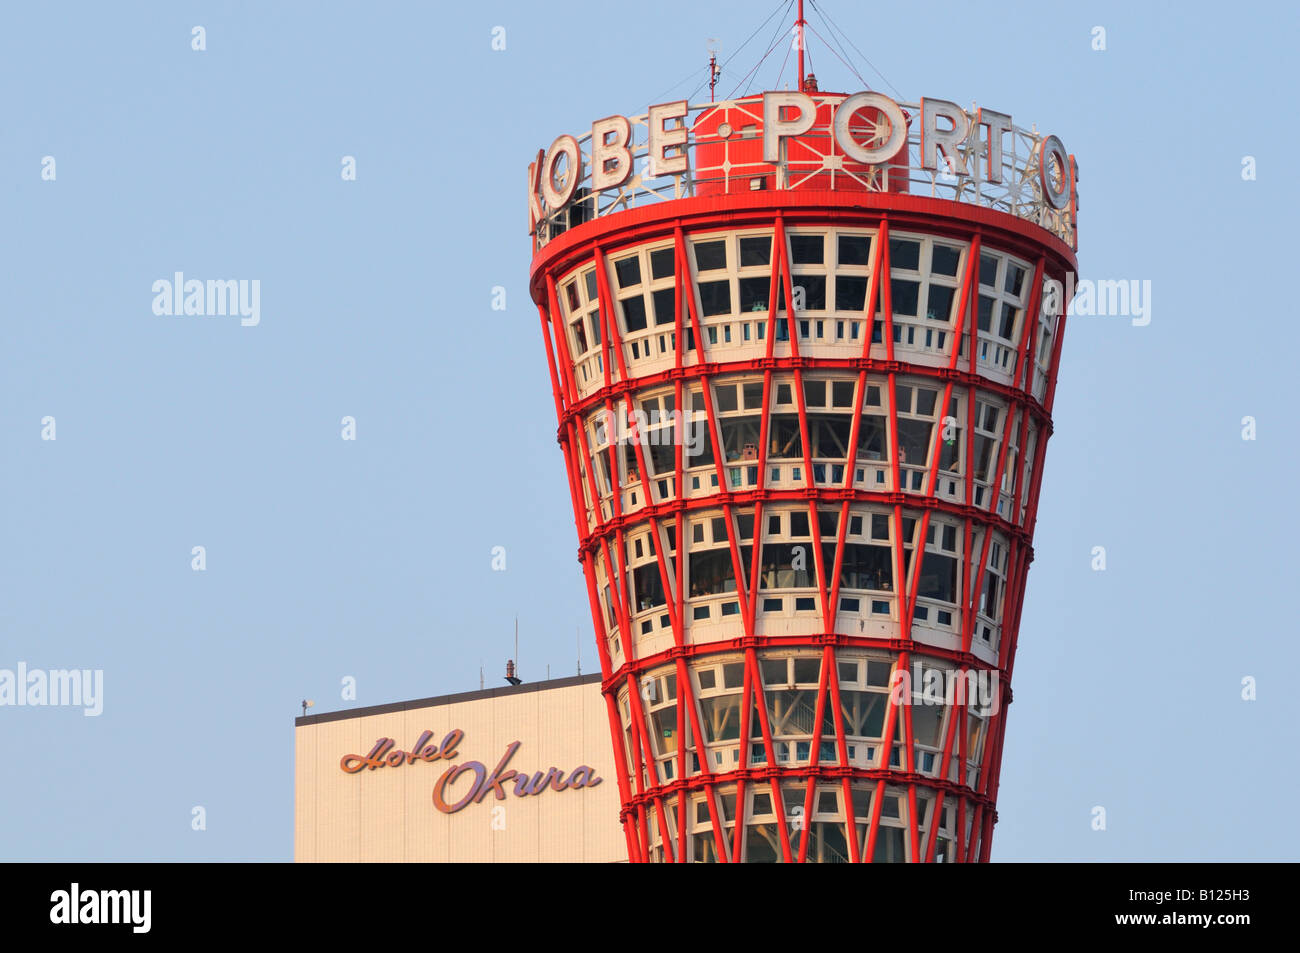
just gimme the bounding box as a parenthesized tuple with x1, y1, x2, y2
(514, 616, 519, 680)
(797, 0, 806, 89)
(708, 44, 719, 102)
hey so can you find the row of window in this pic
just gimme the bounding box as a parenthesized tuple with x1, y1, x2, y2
(609, 506, 1007, 608)
(594, 504, 1010, 657)
(575, 373, 1038, 525)
(640, 781, 976, 863)
(554, 227, 1058, 399)
(624, 654, 991, 790)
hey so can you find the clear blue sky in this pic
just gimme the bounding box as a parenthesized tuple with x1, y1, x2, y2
(1, 1, 1295, 861)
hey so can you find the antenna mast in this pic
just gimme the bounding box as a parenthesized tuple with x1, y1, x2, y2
(505, 618, 522, 685)
(797, 0, 806, 90)
(708, 42, 719, 102)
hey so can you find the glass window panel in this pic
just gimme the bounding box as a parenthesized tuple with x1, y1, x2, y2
(857, 414, 886, 460)
(931, 244, 961, 276)
(768, 415, 802, 459)
(759, 543, 815, 589)
(917, 552, 958, 603)
(979, 254, 998, 287)
(911, 704, 944, 748)
(836, 275, 868, 311)
(633, 563, 666, 610)
(652, 288, 675, 326)
(925, 284, 955, 322)
(761, 658, 787, 685)
(792, 275, 825, 310)
(650, 247, 675, 279)
(891, 279, 920, 316)
(615, 256, 641, 288)
(894, 384, 912, 413)
(767, 687, 818, 736)
(838, 234, 872, 266)
(689, 548, 735, 596)
(874, 825, 905, 862)
(999, 302, 1018, 339)
(699, 280, 732, 317)
(694, 240, 728, 271)
(837, 543, 894, 591)
(867, 661, 892, 687)
(720, 414, 762, 458)
(649, 704, 679, 756)
(745, 824, 782, 863)
(1004, 262, 1026, 296)
(739, 276, 771, 312)
(623, 295, 648, 332)
(571, 319, 588, 354)
(896, 419, 932, 465)
(790, 234, 824, 264)
(890, 239, 921, 271)
(740, 236, 771, 267)
(973, 434, 995, 481)
(699, 695, 741, 741)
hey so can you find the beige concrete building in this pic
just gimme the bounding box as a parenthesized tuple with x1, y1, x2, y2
(295, 674, 626, 862)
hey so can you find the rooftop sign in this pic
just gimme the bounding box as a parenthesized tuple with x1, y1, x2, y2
(529, 91, 1077, 250)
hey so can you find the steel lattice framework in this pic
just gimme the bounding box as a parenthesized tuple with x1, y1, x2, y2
(530, 179, 1075, 861)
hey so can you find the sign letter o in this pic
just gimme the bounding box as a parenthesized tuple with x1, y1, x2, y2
(834, 92, 908, 165)
(1038, 135, 1071, 210)
(432, 762, 486, 813)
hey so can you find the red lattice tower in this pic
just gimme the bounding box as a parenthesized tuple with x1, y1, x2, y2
(528, 85, 1077, 862)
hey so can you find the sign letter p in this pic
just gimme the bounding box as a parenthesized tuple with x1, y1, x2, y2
(763, 91, 817, 163)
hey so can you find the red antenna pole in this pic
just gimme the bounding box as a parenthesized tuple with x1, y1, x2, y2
(708, 46, 718, 102)
(797, 0, 806, 89)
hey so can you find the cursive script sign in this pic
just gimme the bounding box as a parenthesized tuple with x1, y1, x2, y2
(340, 731, 602, 815)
